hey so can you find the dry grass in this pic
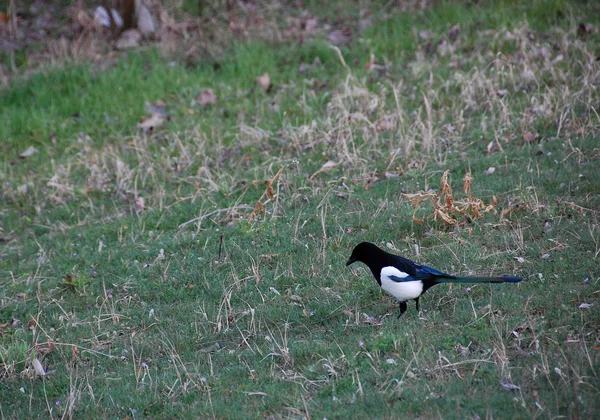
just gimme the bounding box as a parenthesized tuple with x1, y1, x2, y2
(1, 1, 599, 418)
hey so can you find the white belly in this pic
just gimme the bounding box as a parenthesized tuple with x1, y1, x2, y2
(380, 266, 423, 302)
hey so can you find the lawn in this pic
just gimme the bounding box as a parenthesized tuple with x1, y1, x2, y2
(1, 0, 599, 418)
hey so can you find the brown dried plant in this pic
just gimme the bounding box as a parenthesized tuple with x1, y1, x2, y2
(403, 170, 496, 227)
(248, 167, 283, 221)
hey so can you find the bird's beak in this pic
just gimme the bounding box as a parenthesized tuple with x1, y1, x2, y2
(346, 256, 356, 266)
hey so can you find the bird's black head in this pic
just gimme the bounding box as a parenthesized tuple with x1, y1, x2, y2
(346, 242, 382, 266)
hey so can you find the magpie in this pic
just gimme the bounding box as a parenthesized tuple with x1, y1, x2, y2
(346, 242, 522, 317)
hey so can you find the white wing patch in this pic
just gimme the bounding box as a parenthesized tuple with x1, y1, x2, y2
(380, 266, 423, 302)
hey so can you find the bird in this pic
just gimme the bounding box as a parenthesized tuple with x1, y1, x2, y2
(346, 242, 522, 317)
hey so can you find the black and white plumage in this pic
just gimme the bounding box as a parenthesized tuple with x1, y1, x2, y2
(346, 242, 522, 317)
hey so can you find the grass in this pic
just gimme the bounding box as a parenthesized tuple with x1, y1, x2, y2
(1, 0, 599, 418)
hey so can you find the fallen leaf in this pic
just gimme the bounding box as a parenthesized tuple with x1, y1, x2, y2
(309, 161, 338, 180)
(116, 29, 141, 50)
(137, 113, 165, 132)
(457, 344, 470, 358)
(94, 6, 112, 27)
(485, 167, 496, 175)
(134, 196, 145, 212)
(0, 12, 8, 24)
(419, 30, 432, 40)
(196, 89, 218, 105)
(305, 18, 318, 34)
(27, 315, 38, 328)
(328, 28, 352, 45)
(255, 73, 271, 90)
(551, 54, 563, 65)
(32, 358, 46, 376)
(20, 146, 38, 158)
(434, 209, 457, 226)
(154, 249, 165, 263)
(249, 200, 265, 221)
(501, 380, 520, 391)
(144, 100, 167, 116)
(523, 131, 538, 143)
(73, 8, 93, 28)
(136, 2, 155, 37)
(463, 172, 472, 195)
(375, 116, 395, 132)
(578, 23, 593, 37)
(448, 25, 460, 37)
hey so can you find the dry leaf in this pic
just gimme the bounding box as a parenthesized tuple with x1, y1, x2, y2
(249, 200, 265, 221)
(255, 73, 271, 90)
(134, 196, 145, 212)
(305, 18, 318, 34)
(310, 161, 338, 180)
(434, 209, 457, 226)
(375, 116, 395, 132)
(501, 380, 520, 391)
(328, 28, 352, 45)
(404, 169, 496, 227)
(94, 6, 121, 27)
(384, 172, 400, 179)
(144, 100, 167, 116)
(138, 113, 165, 132)
(116, 29, 141, 50)
(136, 2, 155, 37)
(32, 358, 46, 376)
(578, 23, 593, 37)
(419, 30, 432, 39)
(73, 8, 93, 28)
(154, 248, 165, 263)
(522, 131, 538, 143)
(27, 315, 38, 328)
(196, 89, 218, 105)
(463, 172, 472, 195)
(402, 192, 435, 206)
(20, 146, 38, 158)
(266, 168, 283, 200)
(440, 170, 452, 196)
(439, 170, 454, 209)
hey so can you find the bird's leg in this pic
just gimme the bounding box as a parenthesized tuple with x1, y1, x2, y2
(397, 301, 407, 318)
(415, 297, 420, 313)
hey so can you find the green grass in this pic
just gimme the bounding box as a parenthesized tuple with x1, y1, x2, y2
(1, 0, 599, 418)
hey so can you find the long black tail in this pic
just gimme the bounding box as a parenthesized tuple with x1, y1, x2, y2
(434, 275, 522, 284)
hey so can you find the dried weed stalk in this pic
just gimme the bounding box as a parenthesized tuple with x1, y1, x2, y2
(403, 170, 496, 226)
